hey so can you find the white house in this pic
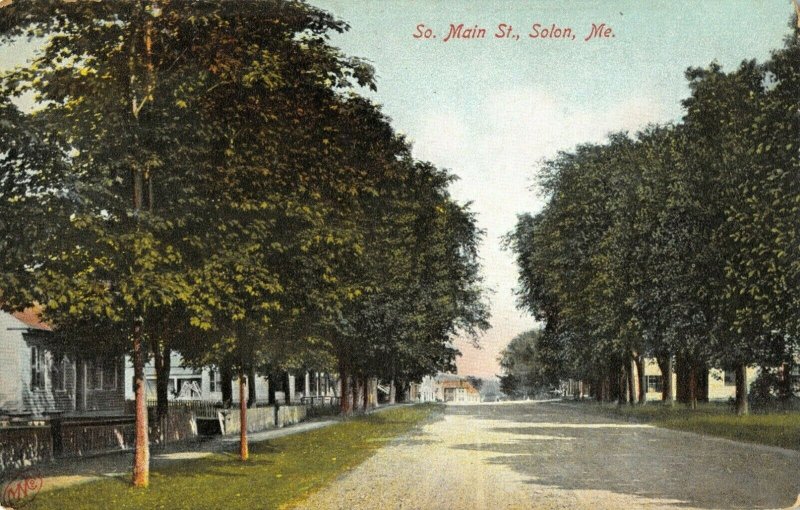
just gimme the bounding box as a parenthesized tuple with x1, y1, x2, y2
(123, 353, 340, 405)
(412, 373, 481, 403)
(123, 352, 270, 402)
(0, 309, 125, 417)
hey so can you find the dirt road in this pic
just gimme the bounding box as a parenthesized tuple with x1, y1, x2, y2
(293, 401, 800, 510)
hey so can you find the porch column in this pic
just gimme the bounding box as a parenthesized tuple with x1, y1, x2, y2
(286, 372, 294, 404)
(75, 358, 87, 412)
(304, 371, 311, 399)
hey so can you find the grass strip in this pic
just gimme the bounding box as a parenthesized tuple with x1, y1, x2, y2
(568, 400, 800, 451)
(27, 404, 442, 510)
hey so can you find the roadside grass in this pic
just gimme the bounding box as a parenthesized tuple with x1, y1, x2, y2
(571, 400, 800, 451)
(26, 404, 442, 510)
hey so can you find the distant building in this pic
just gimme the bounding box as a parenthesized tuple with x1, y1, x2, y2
(0, 309, 125, 417)
(442, 380, 481, 403)
(415, 375, 444, 402)
(640, 359, 759, 401)
(561, 358, 765, 402)
(412, 373, 481, 403)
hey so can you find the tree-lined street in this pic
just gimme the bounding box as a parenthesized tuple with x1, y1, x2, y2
(296, 402, 800, 510)
(1, 2, 798, 508)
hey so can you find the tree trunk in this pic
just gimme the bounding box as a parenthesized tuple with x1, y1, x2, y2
(389, 379, 396, 404)
(363, 377, 370, 410)
(239, 370, 248, 461)
(780, 362, 794, 400)
(339, 363, 352, 416)
(221, 363, 233, 408)
(128, 10, 155, 488)
(132, 320, 149, 487)
(599, 376, 607, 402)
(688, 365, 697, 410)
(153, 342, 170, 422)
(697, 365, 709, 402)
(675, 354, 688, 403)
(665, 356, 674, 404)
(358, 377, 365, 410)
(627, 356, 636, 405)
(608, 369, 619, 402)
(657, 355, 674, 405)
(247, 366, 257, 408)
(268, 372, 278, 405)
(617, 364, 627, 406)
(735, 363, 749, 415)
(352, 376, 363, 412)
(635, 354, 646, 404)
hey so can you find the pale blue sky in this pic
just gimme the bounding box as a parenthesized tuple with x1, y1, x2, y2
(312, 0, 796, 376)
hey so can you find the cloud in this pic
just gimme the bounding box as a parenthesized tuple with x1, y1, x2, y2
(412, 110, 470, 172)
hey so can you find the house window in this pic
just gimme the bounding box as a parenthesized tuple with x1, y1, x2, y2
(176, 378, 202, 399)
(209, 369, 220, 393)
(87, 359, 117, 390)
(87, 360, 102, 390)
(102, 359, 117, 390)
(50, 356, 67, 391)
(143, 378, 158, 399)
(723, 370, 736, 386)
(646, 375, 662, 393)
(30, 346, 45, 390)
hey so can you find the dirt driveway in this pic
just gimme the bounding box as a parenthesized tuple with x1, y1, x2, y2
(293, 401, 800, 510)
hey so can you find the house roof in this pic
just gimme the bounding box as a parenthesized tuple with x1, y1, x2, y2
(442, 380, 479, 394)
(11, 307, 53, 332)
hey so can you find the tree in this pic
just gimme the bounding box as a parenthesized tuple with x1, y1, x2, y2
(508, 18, 799, 414)
(0, 0, 383, 479)
(465, 376, 483, 393)
(326, 158, 489, 414)
(498, 329, 551, 398)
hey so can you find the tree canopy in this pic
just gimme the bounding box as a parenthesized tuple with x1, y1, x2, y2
(507, 21, 799, 413)
(0, 0, 488, 485)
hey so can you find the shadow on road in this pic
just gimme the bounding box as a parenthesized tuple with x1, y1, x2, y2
(448, 402, 800, 509)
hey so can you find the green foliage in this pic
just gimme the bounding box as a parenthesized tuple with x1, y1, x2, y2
(324, 159, 489, 385)
(507, 24, 799, 395)
(0, 1, 489, 394)
(498, 329, 553, 397)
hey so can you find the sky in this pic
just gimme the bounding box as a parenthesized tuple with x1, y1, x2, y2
(311, 0, 796, 377)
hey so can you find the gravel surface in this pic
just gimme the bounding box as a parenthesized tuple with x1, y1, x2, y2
(292, 401, 800, 510)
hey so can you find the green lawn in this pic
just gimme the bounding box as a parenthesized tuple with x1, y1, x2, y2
(27, 404, 442, 510)
(573, 400, 800, 451)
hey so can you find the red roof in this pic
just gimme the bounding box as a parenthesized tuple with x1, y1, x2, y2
(442, 380, 479, 394)
(11, 307, 52, 332)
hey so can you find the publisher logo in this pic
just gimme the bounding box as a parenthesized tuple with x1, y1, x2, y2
(1, 468, 43, 509)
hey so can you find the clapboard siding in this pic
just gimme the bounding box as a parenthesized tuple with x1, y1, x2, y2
(1, 311, 125, 417)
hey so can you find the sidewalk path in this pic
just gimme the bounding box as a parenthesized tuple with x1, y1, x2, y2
(34, 417, 339, 494)
(31, 403, 410, 494)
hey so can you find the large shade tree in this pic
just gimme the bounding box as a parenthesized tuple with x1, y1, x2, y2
(507, 17, 798, 414)
(0, 0, 385, 484)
